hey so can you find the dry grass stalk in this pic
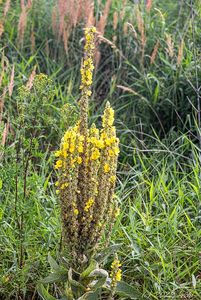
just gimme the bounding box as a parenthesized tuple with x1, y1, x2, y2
(52, 5, 58, 35)
(113, 11, 118, 31)
(58, 0, 68, 39)
(123, 22, 128, 35)
(0, 20, 4, 37)
(120, 0, 127, 20)
(86, 1, 95, 28)
(0, 89, 6, 123)
(0, 88, 8, 160)
(177, 39, 184, 66)
(165, 33, 174, 58)
(136, 6, 146, 65)
(8, 64, 15, 97)
(1, 121, 9, 147)
(150, 40, 160, 64)
(63, 25, 69, 53)
(31, 29, 35, 53)
(3, 0, 10, 17)
(27, 0, 32, 9)
(0, 120, 9, 160)
(113, 11, 118, 43)
(117, 84, 139, 95)
(97, 0, 112, 36)
(0, 53, 5, 88)
(95, 0, 112, 66)
(127, 22, 137, 38)
(26, 65, 37, 90)
(18, 0, 33, 47)
(146, 0, 152, 13)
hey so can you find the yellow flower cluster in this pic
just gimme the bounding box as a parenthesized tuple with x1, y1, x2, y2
(84, 198, 94, 212)
(110, 256, 122, 292)
(54, 27, 120, 263)
(80, 27, 96, 96)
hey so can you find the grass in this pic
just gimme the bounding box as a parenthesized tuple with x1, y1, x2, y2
(0, 0, 201, 299)
(114, 133, 201, 299)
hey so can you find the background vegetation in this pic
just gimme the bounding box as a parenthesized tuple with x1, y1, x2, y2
(0, 0, 201, 299)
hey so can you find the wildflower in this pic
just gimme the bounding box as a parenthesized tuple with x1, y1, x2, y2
(74, 209, 79, 216)
(55, 160, 62, 169)
(114, 207, 120, 217)
(54, 27, 119, 264)
(110, 176, 116, 183)
(91, 148, 100, 160)
(77, 157, 82, 164)
(110, 254, 122, 293)
(84, 198, 94, 212)
(104, 163, 110, 173)
(55, 150, 62, 157)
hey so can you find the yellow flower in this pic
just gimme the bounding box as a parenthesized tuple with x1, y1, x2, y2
(74, 209, 79, 216)
(55, 150, 62, 157)
(84, 198, 94, 212)
(77, 157, 82, 164)
(115, 269, 122, 281)
(104, 163, 110, 173)
(55, 160, 62, 169)
(114, 207, 120, 217)
(113, 146, 120, 155)
(111, 257, 122, 283)
(69, 144, 75, 153)
(110, 175, 116, 183)
(86, 90, 92, 96)
(61, 184, 65, 190)
(91, 148, 100, 160)
(109, 149, 114, 157)
(102, 103, 114, 127)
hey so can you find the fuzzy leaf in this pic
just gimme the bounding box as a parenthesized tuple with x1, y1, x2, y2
(40, 270, 68, 284)
(116, 281, 144, 299)
(68, 268, 86, 290)
(37, 284, 57, 300)
(77, 289, 100, 300)
(80, 259, 98, 279)
(89, 269, 108, 278)
(90, 277, 107, 290)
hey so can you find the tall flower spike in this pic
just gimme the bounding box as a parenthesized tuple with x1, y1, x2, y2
(54, 27, 119, 267)
(110, 254, 122, 297)
(79, 26, 96, 136)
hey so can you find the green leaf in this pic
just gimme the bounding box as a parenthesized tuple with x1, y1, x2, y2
(77, 289, 100, 300)
(80, 259, 98, 279)
(91, 277, 107, 290)
(0, 179, 2, 190)
(116, 281, 144, 299)
(89, 269, 108, 279)
(40, 270, 68, 284)
(48, 253, 60, 271)
(37, 284, 57, 300)
(68, 268, 86, 290)
(0, 208, 3, 220)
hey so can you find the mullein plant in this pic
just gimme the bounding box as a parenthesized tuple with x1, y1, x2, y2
(38, 27, 138, 300)
(54, 26, 119, 264)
